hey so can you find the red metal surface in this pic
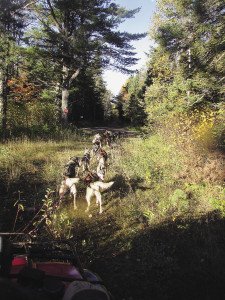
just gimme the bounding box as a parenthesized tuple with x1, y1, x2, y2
(11, 256, 82, 281)
(35, 262, 83, 280)
(11, 255, 28, 274)
(12, 256, 28, 266)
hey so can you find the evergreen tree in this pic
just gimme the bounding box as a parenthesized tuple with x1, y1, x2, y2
(151, 0, 225, 104)
(0, 0, 28, 139)
(32, 0, 146, 124)
(117, 70, 148, 126)
(69, 67, 106, 125)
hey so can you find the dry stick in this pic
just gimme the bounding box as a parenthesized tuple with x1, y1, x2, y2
(15, 189, 57, 235)
(12, 205, 20, 232)
(41, 222, 56, 239)
(14, 203, 46, 236)
(12, 191, 22, 232)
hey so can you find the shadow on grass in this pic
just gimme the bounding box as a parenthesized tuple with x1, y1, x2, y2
(76, 211, 225, 300)
(111, 174, 150, 199)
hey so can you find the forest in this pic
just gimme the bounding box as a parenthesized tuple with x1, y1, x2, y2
(0, 0, 225, 299)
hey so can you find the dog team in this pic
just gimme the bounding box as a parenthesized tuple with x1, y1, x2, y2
(59, 130, 121, 214)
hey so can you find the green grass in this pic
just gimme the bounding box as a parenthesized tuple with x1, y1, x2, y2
(0, 128, 224, 299)
(0, 138, 90, 187)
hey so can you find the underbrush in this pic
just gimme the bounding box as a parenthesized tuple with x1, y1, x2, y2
(107, 109, 224, 229)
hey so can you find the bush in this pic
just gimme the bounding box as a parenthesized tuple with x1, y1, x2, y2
(107, 109, 224, 227)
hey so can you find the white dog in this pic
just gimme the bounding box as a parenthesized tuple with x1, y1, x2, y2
(96, 156, 107, 181)
(96, 149, 108, 180)
(85, 181, 114, 214)
(80, 148, 91, 172)
(92, 133, 102, 147)
(59, 178, 80, 210)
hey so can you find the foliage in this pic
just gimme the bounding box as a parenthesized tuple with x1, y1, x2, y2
(36, 188, 73, 239)
(117, 70, 148, 126)
(69, 68, 109, 125)
(0, 0, 28, 139)
(120, 0, 225, 130)
(34, 0, 145, 73)
(7, 99, 59, 137)
(0, 0, 147, 135)
(8, 75, 41, 103)
(107, 107, 225, 226)
(29, 0, 146, 123)
(211, 188, 225, 217)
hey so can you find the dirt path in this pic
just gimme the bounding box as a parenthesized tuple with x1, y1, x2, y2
(81, 126, 139, 137)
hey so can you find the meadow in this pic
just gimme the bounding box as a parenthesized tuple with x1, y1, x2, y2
(0, 114, 224, 299)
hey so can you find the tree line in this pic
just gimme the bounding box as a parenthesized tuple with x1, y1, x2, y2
(117, 0, 224, 126)
(1, 0, 224, 138)
(0, 0, 145, 139)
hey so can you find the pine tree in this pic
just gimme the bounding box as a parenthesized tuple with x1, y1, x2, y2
(32, 0, 146, 124)
(0, 0, 27, 139)
(117, 70, 148, 126)
(149, 0, 225, 107)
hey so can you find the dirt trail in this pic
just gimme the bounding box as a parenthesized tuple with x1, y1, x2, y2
(81, 126, 139, 137)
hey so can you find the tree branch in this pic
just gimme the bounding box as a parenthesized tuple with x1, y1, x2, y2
(46, 0, 63, 32)
(69, 69, 80, 85)
(23, 0, 37, 9)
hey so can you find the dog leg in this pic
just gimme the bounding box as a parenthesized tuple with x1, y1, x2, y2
(58, 181, 67, 206)
(76, 166, 80, 177)
(70, 184, 77, 210)
(85, 187, 94, 212)
(73, 194, 77, 210)
(94, 191, 102, 214)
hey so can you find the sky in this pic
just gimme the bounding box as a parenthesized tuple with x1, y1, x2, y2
(103, 0, 156, 96)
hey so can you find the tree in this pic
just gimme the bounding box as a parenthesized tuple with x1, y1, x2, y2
(69, 67, 106, 125)
(0, 0, 28, 139)
(117, 70, 148, 126)
(151, 0, 225, 104)
(32, 0, 146, 124)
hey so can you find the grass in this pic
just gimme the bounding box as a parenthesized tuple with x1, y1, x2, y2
(0, 118, 224, 299)
(0, 138, 90, 188)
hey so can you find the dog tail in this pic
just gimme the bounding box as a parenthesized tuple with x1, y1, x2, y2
(90, 181, 114, 192)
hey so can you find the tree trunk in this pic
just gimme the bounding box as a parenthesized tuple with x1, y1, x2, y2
(0, 69, 8, 141)
(187, 47, 192, 103)
(2, 81, 8, 141)
(54, 82, 61, 124)
(61, 65, 80, 126)
(0, 70, 3, 119)
(61, 65, 70, 126)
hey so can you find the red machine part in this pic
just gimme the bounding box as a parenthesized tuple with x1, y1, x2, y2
(11, 256, 83, 280)
(11, 255, 28, 274)
(35, 262, 83, 280)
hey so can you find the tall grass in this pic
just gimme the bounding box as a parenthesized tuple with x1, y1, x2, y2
(0, 113, 224, 299)
(0, 112, 224, 232)
(106, 109, 225, 229)
(0, 136, 92, 218)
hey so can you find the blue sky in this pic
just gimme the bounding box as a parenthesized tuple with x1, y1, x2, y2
(103, 0, 156, 95)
